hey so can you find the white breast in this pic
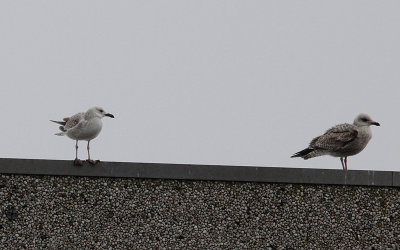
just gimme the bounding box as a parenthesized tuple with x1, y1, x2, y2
(67, 118, 103, 141)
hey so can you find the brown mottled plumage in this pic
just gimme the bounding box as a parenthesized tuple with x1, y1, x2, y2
(291, 114, 380, 170)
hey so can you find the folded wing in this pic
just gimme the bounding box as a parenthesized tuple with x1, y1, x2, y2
(63, 113, 85, 131)
(310, 123, 358, 150)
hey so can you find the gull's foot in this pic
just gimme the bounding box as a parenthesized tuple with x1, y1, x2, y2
(87, 159, 100, 165)
(73, 159, 83, 166)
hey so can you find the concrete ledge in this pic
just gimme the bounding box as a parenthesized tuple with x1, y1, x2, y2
(0, 158, 397, 187)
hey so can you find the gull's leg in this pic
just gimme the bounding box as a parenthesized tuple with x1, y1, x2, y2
(87, 140, 99, 165)
(340, 157, 345, 170)
(344, 157, 348, 171)
(87, 140, 91, 161)
(73, 140, 83, 166)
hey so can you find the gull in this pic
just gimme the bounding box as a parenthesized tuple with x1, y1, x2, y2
(291, 114, 380, 170)
(51, 107, 114, 166)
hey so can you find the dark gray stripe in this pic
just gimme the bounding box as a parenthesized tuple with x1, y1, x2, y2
(0, 158, 396, 187)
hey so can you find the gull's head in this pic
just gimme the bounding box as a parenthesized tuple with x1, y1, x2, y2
(354, 113, 380, 127)
(89, 107, 115, 119)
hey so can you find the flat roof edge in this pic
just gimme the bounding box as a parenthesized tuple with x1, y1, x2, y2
(0, 158, 398, 187)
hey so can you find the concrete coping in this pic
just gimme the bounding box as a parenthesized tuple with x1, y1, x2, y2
(0, 158, 399, 187)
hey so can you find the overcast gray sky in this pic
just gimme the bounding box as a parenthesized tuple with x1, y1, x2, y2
(0, 1, 399, 171)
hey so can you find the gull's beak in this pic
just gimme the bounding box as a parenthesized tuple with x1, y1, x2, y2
(370, 121, 380, 126)
(105, 113, 115, 118)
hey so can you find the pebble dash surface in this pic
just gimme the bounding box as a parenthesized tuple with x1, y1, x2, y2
(1, 174, 400, 249)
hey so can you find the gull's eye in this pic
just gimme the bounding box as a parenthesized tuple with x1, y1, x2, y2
(361, 118, 368, 122)
(99, 109, 104, 113)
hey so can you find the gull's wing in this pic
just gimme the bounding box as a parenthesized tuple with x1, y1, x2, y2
(309, 123, 358, 150)
(64, 112, 85, 131)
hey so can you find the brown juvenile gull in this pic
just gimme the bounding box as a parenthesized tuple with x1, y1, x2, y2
(291, 114, 380, 170)
(51, 107, 114, 166)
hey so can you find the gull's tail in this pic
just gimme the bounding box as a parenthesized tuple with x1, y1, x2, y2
(50, 120, 67, 136)
(50, 120, 66, 126)
(291, 148, 314, 159)
(291, 147, 326, 159)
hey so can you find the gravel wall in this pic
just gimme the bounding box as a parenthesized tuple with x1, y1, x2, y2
(1, 174, 400, 249)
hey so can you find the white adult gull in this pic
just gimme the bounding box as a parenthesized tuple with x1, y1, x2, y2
(51, 107, 114, 166)
(291, 114, 380, 170)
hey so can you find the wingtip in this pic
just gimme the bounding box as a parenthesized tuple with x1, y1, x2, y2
(290, 153, 301, 158)
(291, 148, 314, 159)
(50, 120, 67, 126)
